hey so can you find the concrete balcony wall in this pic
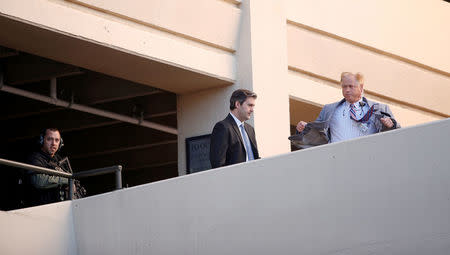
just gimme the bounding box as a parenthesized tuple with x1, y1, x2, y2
(1, 119, 438, 254)
(72, 118, 450, 254)
(1, 119, 449, 254)
(0, 202, 77, 255)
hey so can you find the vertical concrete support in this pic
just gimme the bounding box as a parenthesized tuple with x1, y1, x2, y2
(177, 0, 253, 175)
(177, 0, 290, 175)
(245, 0, 290, 157)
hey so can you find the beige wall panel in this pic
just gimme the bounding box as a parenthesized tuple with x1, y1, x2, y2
(286, 0, 450, 74)
(0, 0, 235, 83)
(68, 0, 241, 51)
(287, 71, 441, 127)
(287, 24, 450, 116)
(0, 202, 77, 255)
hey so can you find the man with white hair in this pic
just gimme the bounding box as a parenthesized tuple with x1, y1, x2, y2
(296, 72, 399, 143)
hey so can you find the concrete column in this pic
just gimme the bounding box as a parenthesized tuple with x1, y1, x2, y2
(245, 0, 290, 158)
(177, 0, 290, 175)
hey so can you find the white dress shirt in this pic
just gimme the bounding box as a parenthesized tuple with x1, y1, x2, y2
(329, 99, 377, 143)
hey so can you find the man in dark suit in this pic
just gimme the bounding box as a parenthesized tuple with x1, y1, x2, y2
(210, 89, 259, 168)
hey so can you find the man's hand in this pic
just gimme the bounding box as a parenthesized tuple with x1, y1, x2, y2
(380, 117, 394, 128)
(296, 121, 307, 133)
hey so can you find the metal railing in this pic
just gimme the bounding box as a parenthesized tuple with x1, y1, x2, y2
(71, 165, 123, 198)
(0, 158, 122, 200)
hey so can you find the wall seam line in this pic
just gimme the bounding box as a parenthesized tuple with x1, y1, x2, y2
(65, 0, 236, 53)
(286, 20, 450, 78)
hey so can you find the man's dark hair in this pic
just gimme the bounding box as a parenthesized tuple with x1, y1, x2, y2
(44, 128, 60, 134)
(39, 128, 64, 149)
(229, 89, 257, 110)
(40, 128, 60, 140)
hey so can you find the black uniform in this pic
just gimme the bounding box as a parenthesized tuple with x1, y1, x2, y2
(27, 151, 74, 206)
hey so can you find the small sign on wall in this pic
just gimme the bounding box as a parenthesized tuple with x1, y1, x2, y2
(186, 134, 212, 174)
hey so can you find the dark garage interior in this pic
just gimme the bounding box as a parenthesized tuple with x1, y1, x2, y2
(0, 46, 178, 210)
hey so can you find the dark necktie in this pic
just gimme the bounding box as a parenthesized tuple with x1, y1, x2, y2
(350, 103, 374, 123)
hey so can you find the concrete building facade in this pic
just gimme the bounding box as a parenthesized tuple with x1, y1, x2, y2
(1, 1, 450, 253)
(1, 0, 449, 178)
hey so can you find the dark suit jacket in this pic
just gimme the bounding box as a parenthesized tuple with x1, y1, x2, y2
(210, 114, 259, 168)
